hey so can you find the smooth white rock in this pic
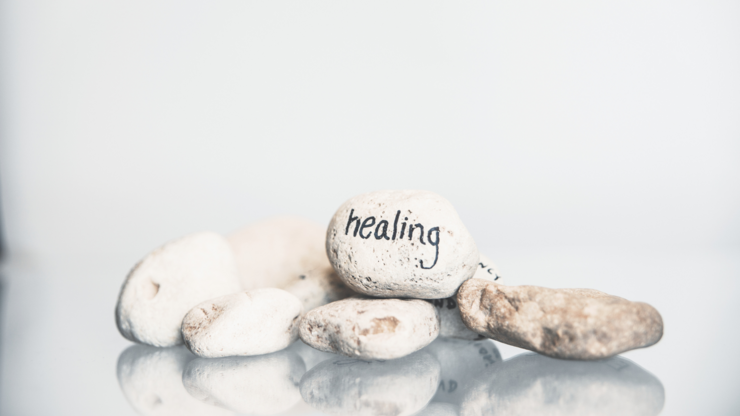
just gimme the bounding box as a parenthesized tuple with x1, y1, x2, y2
(183, 349, 306, 415)
(425, 338, 502, 406)
(283, 259, 356, 311)
(228, 216, 327, 290)
(460, 354, 665, 416)
(116, 232, 242, 347)
(326, 190, 479, 299)
(116, 345, 233, 416)
(434, 254, 503, 340)
(299, 297, 440, 360)
(181, 288, 303, 358)
(300, 351, 441, 416)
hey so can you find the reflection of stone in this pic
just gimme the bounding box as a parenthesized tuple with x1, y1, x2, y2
(460, 353, 665, 416)
(300, 351, 441, 416)
(182, 349, 305, 415)
(425, 338, 502, 406)
(417, 402, 459, 416)
(287, 339, 338, 371)
(116, 345, 233, 416)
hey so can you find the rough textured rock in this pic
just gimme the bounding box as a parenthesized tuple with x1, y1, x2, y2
(284, 260, 356, 311)
(116, 232, 242, 347)
(425, 338, 502, 406)
(457, 279, 664, 360)
(299, 297, 440, 360)
(181, 288, 303, 358)
(300, 351, 441, 416)
(434, 254, 503, 340)
(326, 190, 479, 299)
(228, 216, 328, 290)
(460, 353, 664, 416)
(116, 345, 233, 416)
(182, 349, 306, 415)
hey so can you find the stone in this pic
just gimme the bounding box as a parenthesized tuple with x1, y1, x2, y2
(116, 345, 233, 416)
(300, 351, 441, 416)
(460, 353, 664, 416)
(433, 254, 503, 340)
(457, 279, 664, 360)
(181, 288, 303, 358)
(116, 232, 242, 347)
(299, 297, 440, 360)
(182, 349, 305, 415)
(425, 338, 502, 406)
(326, 190, 479, 299)
(283, 259, 356, 311)
(228, 216, 327, 290)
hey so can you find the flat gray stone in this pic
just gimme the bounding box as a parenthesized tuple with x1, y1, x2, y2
(326, 190, 479, 299)
(299, 297, 440, 360)
(457, 279, 664, 360)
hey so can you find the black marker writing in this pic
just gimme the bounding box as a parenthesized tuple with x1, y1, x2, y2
(345, 208, 440, 269)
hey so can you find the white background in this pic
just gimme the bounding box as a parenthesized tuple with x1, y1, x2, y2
(0, 1, 738, 415)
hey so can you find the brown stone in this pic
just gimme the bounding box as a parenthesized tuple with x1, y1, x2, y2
(456, 279, 663, 360)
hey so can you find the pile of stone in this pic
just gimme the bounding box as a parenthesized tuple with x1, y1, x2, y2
(115, 190, 663, 361)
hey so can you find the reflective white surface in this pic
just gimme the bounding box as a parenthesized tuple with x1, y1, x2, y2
(1, 246, 738, 415)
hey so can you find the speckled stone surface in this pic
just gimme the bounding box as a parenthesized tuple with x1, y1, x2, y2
(457, 278, 664, 360)
(433, 254, 503, 340)
(326, 190, 479, 299)
(299, 297, 440, 360)
(115, 232, 242, 347)
(181, 288, 303, 358)
(300, 351, 440, 416)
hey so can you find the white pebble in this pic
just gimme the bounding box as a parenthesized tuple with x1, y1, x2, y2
(116, 232, 241, 347)
(299, 297, 440, 360)
(182, 349, 306, 415)
(300, 351, 441, 416)
(283, 260, 356, 311)
(228, 216, 327, 290)
(182, 288, 303, 358)
(434, 254, 503, 340)
(116, 345, 233, 416)
(326, 190, 479, 299)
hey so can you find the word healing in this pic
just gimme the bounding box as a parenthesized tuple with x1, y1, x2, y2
(345, 208, 440, 269)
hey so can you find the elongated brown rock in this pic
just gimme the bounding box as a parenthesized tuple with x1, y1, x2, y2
(457, 279, 663, 360)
